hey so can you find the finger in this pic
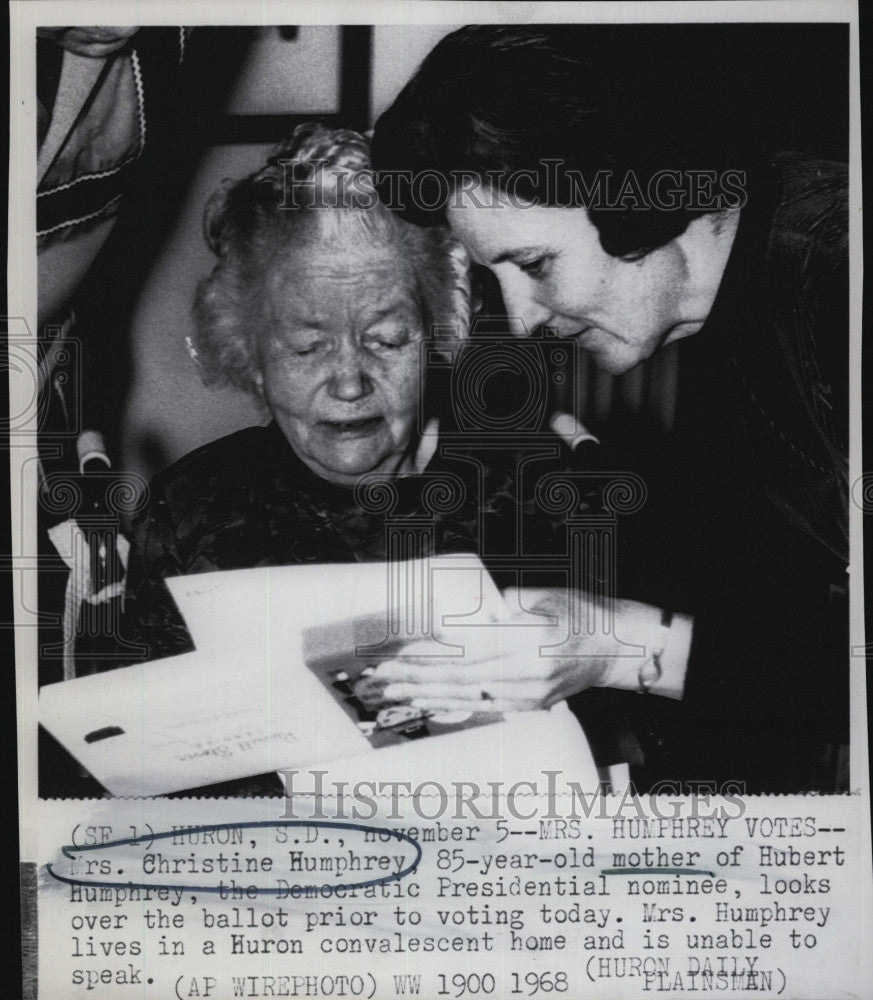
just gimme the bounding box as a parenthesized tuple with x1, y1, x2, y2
(417, 698, 505, 714)
(376, 654, 570, 688)
(413, 695, 546, 713)
(412, 417, 440, 472)
(351, 675, 393, 709)
(374, 649, 499, 681)
(384, 682, 488, 703)
(385, 678, 553, 704)
(372, 660, 436, 682)
(378, 630, 503, 665)
(377, 659, 505, 688)
(501, 587, 555, 617)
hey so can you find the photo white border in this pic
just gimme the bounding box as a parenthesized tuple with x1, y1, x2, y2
(9, 0, 868, 978)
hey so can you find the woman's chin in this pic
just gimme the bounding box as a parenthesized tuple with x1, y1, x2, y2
(278, 418, 414, 485)
(589, 340, 656, 376)
(305, 447, 404, 486)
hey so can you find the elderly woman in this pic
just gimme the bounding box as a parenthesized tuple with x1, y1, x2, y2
(122, 124, 470, 662)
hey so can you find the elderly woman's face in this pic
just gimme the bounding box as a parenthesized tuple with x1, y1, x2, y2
(257, 240, 425, 486)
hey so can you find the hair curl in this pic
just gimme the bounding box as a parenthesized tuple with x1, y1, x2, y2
(193, 123, 470, 394)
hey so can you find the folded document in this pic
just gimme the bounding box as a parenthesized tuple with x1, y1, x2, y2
(38, 556, 600, 796)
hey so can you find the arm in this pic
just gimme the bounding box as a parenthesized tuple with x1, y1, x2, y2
(119, 479, 196, 664)
(372, 588, 692, 711)
(519, 588, 693, 702)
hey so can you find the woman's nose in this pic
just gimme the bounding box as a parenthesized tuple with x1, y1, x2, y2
(328, 350, 372, 401)
(497, 274, 553, 338)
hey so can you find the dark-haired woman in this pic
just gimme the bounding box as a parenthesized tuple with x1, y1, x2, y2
(371, 25, 850, 792)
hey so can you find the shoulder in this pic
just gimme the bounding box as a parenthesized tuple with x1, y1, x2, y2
(141, 423, 292, 520)
(768, 152, 847, 272)
(155, 423, 285, 485)
(771, 151, 847, 202)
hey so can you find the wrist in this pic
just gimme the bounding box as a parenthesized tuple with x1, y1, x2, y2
(596, 599, 662, 691)
(597, 602, 692, 700)
(515, 589, 692, 699)
(637, 609, 673, 693)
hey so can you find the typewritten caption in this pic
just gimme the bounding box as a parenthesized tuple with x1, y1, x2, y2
(38, 795, 865, 999)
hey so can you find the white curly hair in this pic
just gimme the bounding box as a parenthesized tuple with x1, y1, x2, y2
(193, 123, 470, 395)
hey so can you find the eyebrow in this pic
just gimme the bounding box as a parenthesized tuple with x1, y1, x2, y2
(274, 318, 325, 335)
(364, 303, 411, 324)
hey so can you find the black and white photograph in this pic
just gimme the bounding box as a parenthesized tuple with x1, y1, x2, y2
(9, 2, 870, 998)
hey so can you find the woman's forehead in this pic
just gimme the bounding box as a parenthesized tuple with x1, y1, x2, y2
(268, 239, 414, 287)
(269, 204, 412, 264)
(446, 191, 590, 264)
(265, 239, 419, 323)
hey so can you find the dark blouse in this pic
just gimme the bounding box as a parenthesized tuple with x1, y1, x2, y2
(621, 152, 850, 792)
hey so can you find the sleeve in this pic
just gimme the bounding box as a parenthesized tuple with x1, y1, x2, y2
(119, 476, 197, 665)
(622, 428, 848, 793)
(672, 166, 850, 791)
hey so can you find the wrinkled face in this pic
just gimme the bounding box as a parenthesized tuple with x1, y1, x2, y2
(257, 237, 425, 486)
(446, 186, 707, 375)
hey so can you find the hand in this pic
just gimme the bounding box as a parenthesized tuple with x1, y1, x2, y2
(372, 588, 655, 713)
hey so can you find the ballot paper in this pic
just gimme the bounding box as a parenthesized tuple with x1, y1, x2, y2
(38, 555, 529, 795)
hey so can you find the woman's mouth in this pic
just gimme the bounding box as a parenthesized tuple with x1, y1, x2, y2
(571, 325, 595, 340)
(320, 416, 384, 436)
(570, 324, 622, 346)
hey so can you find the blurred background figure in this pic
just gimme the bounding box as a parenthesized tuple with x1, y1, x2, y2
(38, 26, 149, 330)
(37, 25, 191, 684)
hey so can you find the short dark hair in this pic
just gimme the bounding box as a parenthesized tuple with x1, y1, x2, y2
(372, 25, 758, 258)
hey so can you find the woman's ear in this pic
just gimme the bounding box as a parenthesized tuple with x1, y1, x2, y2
(677, 207, 741, 247)
(673, 208, 741, 290)
(250, 368, 273, 417)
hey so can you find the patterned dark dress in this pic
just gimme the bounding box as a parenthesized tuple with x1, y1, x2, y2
(121, 420, 606, 664)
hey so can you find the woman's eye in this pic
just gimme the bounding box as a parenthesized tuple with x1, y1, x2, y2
(518, 256, 551, 278)
(366, 331, 407, 352)
(294, 342, 321, 356)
